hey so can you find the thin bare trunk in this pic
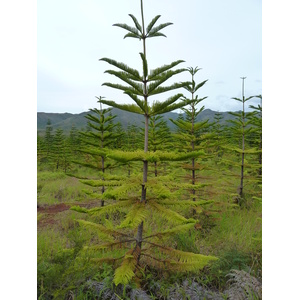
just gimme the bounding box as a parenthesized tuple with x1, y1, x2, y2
(238, 120, 245, 199)
(141, 115, 149, 202)
(101, 156, 105, 207)
(238, 78, 246, 200)
(192, 158, 196, 199)
(137, 0, 147, 259)
(191, 95, 196, 202)
(100, 101, 105, 207)
(135, 221, 143, 263)
(239, 151, 244, 198)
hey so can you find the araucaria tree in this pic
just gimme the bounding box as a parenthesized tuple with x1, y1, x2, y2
(226, 78, 260, 201)
(52, 128, 66, 171)
(72, 0, 217, 286)
(170, 67, 210, 202)
(74, 97, 121, 206)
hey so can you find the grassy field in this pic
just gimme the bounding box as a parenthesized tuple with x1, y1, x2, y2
(37, 153, 262, 299)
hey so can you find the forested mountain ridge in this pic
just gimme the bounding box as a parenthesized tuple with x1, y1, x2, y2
(37, 108, 236, 133)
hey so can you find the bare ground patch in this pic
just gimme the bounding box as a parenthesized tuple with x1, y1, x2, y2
(37, 201, 100, 228)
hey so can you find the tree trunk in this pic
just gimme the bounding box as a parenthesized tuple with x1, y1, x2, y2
(136, 0, 148, 263)
(191, 101, 196, 203)
(141, 115, 149, 202)
(135, 221, 144, 264)
(101, 156, 105, 207)
(192, 157, 196, 201)
(238, 91, 246, 201)
(238, 152, 244, 198)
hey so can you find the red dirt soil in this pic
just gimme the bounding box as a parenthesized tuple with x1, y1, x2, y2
(38, 203, 71, 214)
(37, 203, 71, 227)
(37, 201, 99, 228)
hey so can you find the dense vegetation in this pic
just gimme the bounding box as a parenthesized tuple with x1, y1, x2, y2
(37, 94, 262, 300)
(37, 1, 262, 299)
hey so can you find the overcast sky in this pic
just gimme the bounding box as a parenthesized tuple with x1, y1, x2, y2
(37, 0, 262, 113)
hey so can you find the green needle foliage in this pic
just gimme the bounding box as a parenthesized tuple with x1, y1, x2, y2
(52, 128, 71, 172)
(37, 132, 44, 164)
(224, 79, 261, 203)
(248, 95, 262, 177)
(73, 97, 122, 206)
(38, 122, 81, 172)
(125, 123, 142, 151)
(122, 123, 143, 178)
(73, 0, 217, 287)
(147, 115, 172, 153)
(68, 125, 81, 158)
(140, 115, 173, 177)
(44, 119, 54, 161)
(170, 67, 211, 202)
(210, 112, 226, 160)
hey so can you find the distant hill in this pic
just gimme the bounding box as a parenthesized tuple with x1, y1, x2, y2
(37, 112, 74, 128)
(37, 108, 235, 134)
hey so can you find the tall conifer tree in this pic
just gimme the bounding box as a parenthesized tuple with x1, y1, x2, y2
(114, 122, 126, 149)
(170, 67, 210, 202)
(225, 78, 260, 202)
(68, 124, 81, 158)
(74, 97, 122, 206)
(72, 1, 217, 286)
(98, 0, 194, 258)
(52, 128, 65, 170)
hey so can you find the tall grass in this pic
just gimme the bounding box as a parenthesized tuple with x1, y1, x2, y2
(37, 171, 89, 205)
(200, 207, 261, 254)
